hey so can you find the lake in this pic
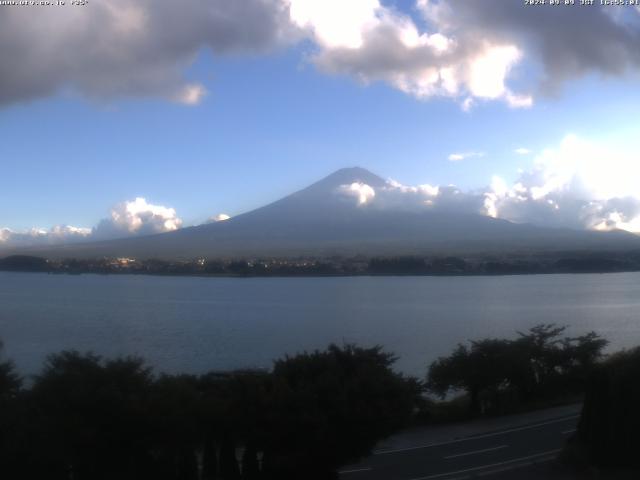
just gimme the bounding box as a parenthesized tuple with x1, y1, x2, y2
(1, 271, 640, 377)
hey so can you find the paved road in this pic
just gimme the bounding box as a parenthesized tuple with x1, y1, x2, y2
(339, 406, 580, 480)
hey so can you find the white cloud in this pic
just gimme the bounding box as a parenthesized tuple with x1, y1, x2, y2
(336, 178, 486, 215)
(173, 83, 208, 106)
(289, 0, 379, 49)
(93, 197, 182, 239)
(515, 148, 531, 155)
(295, 0, 532, 109)
(337, 182, 376, 205)
(485, 135, 640, 232)
(288, 0, 640, 107)
(50, 225, 93, 239)
(0, 229, 10, 243)
(0, 225, 91, 248)
(467, 45, 521, 99)
(1, 197, 185, 249)
(461, 97, 474, 112)
(448, 151, 484, 162)
(505, 92, 533, 109)
(210, 213, 231, 222)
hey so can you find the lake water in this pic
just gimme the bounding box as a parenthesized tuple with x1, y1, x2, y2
(1, 272, 640, 378)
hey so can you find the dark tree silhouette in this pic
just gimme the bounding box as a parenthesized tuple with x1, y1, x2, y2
(0, 340, 22, 477)
(427, 339, 514, 415)
(577, 347, 640, 469)
(262, 344, 421, 479)
(25, 352, 155, 480)
(0, 340, 21, 400)
(0, 342, 420, 480)
(427, 325, 608, 416)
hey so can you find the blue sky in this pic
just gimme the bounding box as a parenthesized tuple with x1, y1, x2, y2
(1, 0, 640, 243)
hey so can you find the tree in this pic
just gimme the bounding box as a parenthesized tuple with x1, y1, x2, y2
(263, 344, 421, 479)
(577, 347, 640, 468)
(513, 325, 608, 397)
(427, 325, 608, 416)
(427, 339, 514, 415)
(0, 340, 22, 477)
(0, 340, 21, 400)
(196, 370, 272, 480)
(561, 331, 609, 387)
(513, 324, 568, 395)
(146, 374, 203, 480)
(26, 351, 155, 480)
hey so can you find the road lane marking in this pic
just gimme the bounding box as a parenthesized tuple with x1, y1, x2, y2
(562, 429, 576, 435)
(408, 449, 561, 480)
(374, 415, 578, 455)
(444, 445, 508, 460)
(339, 467, 372, 474)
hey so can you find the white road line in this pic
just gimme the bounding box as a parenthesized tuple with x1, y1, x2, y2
(562, 429, 576, 435)
(408, 449, 561, 480)
(338, 467, 372, 474)
(374, 415, 578, 455)
(444, 445, 508, 460)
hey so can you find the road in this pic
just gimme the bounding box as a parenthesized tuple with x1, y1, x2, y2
(339, 405, 580, 480)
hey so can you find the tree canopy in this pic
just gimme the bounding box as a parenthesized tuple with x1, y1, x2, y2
(0, 343, 419, 480)
(427, 324, 608, 415)
(577, 346, 640, 469)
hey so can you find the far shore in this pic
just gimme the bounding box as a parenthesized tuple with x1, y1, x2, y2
(2, 250, 640, 279)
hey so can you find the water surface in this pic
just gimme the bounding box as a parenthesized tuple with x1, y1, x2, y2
(1, 272, 639, 377)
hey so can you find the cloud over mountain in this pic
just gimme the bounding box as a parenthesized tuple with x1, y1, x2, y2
(331, 136, 640, 234)
(336, 179, 486, 216)
(208, 213, 232, 223)
(336, 182, 376, 205)
(485, 135, 640, 232)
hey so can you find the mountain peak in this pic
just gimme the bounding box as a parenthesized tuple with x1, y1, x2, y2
(236, 167, 388, 220)
(315, 167, 387, 190)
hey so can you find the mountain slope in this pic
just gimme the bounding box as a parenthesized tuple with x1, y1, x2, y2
(10, 167, 640, 259)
